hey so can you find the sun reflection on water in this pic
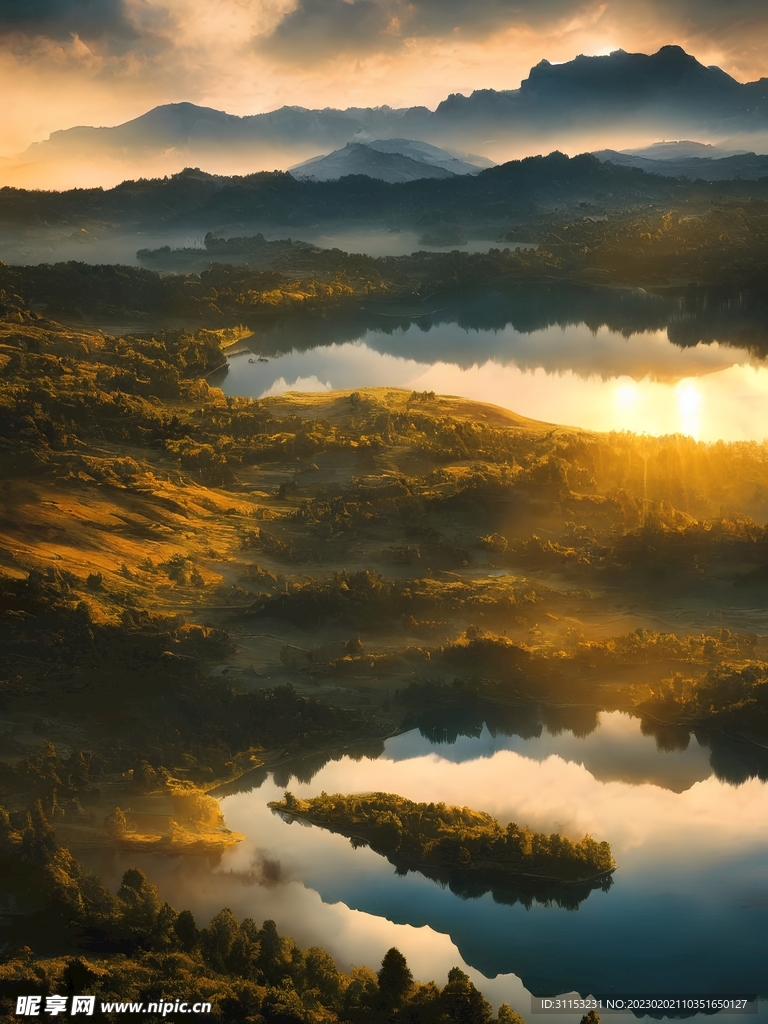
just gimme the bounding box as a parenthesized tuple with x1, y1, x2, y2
(225, 328, 768, 442)
(676, 380, 702, 439)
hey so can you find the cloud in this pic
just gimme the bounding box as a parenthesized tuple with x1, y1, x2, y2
(263, 0, 587, 57)
(4, 0, 768, 73)
(0, 0, 139, 41)
(260, 375, 333, 397)
(259, 0, 768, 64)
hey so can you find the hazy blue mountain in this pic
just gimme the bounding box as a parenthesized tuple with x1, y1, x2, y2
(621, 141, 743, 159)
(290, 139, 486, 182)
(413, 45, 768, 132)
(25, 101, 433, 160)
(593, 148, 768, 180)
(364, 138, 493, 170)
(429, 47, 768, 143)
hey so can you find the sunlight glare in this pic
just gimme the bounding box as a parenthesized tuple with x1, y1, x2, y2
(615, 383, 639, 408)
(676, 380, 702, 438)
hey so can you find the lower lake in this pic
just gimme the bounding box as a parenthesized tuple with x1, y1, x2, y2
(87, 712, 768, 1018)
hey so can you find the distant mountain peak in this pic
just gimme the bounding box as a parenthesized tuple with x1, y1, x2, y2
(290, 137, 487, 183)
(521, 44, 740, 94)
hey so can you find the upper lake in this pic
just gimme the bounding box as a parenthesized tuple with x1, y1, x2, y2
(221, 284, 768, 442)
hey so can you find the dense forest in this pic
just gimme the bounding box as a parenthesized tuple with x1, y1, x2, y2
(1, 301, 768, 798)
(2, 154, 758, 234)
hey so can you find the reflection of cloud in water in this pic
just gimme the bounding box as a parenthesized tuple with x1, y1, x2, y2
(260, 374, 332, 396)
(242, 746, 768, 859)
(360, 323, 749, 381)
(410, 360, 768, 441)
(224, 339, 768, 441)
(212, 758, 768, 991)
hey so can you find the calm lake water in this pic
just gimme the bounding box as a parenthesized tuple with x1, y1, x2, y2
(97, 713, 768, 1018)
(221, 286, 768, 441)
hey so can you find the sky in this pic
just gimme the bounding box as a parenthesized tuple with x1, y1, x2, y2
(2, 0, 768, 159)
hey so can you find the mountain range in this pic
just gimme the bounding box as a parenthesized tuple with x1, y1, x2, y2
(11, 45, 768, 190)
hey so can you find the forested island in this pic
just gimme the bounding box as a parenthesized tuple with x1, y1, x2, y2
(271, 792, 615, 907)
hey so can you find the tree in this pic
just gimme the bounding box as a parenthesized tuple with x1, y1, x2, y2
(21, 801, 57, 864)
(260, 983, 306, 1024)
(104, 807, 127, 838)
(150, 901, 179, 951)
(257, 918, 297, 984)
(440, 966, 493, 1024)
(116, 868, 162, 939)
(62, 957, 102, 999)
(580, 1012, 602, 1024)
(497, 1005, 527, 1024)
(228, 917, 261, 979)
(173, 909, 199, 952)
(201, 907, 239, 971)
(377, 947, 413, 1006)
(343, 965, 379, 1020)
(304, 946, 345, 1008)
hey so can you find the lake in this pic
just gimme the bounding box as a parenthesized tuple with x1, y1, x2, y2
(92, 712, 768, 1018)
(221, 285, 768, 442)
